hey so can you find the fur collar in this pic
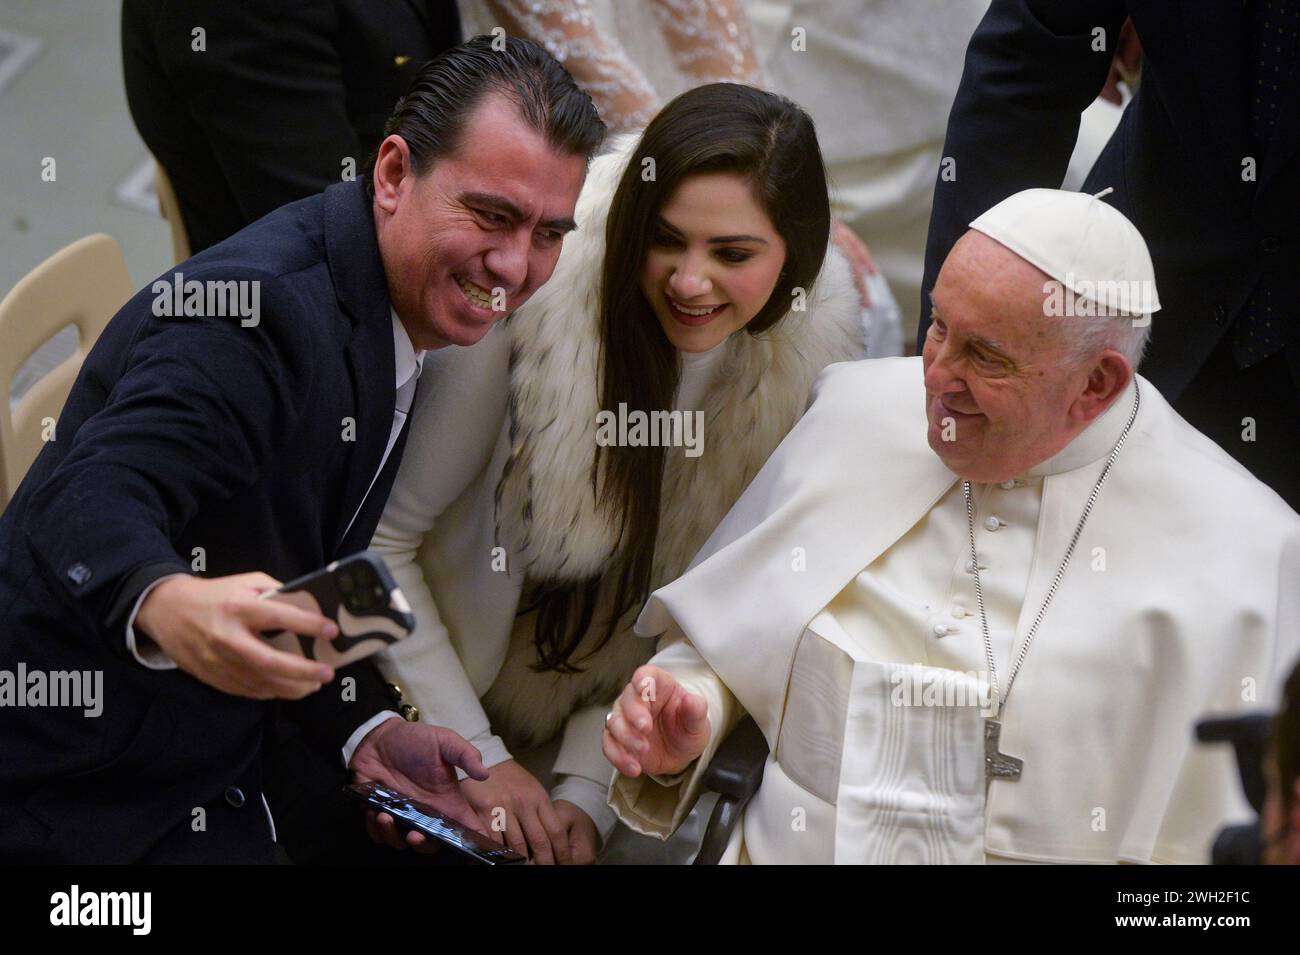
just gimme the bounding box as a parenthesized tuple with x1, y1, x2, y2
(495, 134, 866, 592)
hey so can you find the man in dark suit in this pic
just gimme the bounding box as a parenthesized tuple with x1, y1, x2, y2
(921, 0, 1299, 509)
(0, 37, 604, 863)
(122, 0, 462, 254)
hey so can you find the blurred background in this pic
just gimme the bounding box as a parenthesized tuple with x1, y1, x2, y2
(1, 1, 170, 297)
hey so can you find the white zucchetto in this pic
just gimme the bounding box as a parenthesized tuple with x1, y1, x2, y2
(970, 188, 1161, 317)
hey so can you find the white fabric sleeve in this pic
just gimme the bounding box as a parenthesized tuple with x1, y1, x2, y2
(551, 776, 619, 845)
(369, 511, 514, 772)
(551, 702, 621, 843)
(341, 711, 402, 769)
(552, 702, 616, 788)
(608, 628, 742, 838)
(368, 380, 513, 773)
(125, 572, 189, 669)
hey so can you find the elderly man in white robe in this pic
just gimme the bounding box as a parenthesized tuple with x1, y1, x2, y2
(602, 188, 1300, 864)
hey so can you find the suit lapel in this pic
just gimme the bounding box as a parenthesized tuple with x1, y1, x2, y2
(339, 379, 417, 557)
(323, 181, 396, 555)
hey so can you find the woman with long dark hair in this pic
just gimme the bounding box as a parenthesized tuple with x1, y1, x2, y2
(371, 82, 868, 862)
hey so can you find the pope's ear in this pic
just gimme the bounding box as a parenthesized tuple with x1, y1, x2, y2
(372, 135, 413, 214)
(1072, 349, 1132, 425)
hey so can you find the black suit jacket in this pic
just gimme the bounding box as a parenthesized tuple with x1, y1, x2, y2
(0, 180, 406, 863)
(122, 0, 461, 253)
(920, 0, 1300, 399)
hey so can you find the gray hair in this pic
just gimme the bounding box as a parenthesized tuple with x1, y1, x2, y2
(1053, 309, 1152, 369)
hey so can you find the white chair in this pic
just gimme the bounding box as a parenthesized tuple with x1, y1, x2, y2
(0, 233, 134, 504)
(154, 160, 191, 265)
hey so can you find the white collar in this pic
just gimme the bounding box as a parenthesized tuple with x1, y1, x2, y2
(679, 337, 730, 370)
(1025, 377, 1139, 478)
(391, 309, 424, 389)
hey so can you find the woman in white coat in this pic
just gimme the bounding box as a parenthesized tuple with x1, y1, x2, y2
(371, 83, 868, 862)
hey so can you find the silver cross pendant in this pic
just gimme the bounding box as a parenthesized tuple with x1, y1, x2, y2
(984, 719, 1023, 782)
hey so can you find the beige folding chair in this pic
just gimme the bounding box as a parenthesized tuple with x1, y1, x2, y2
(0, 234, 134, 504)
(154, 160, 191, 265)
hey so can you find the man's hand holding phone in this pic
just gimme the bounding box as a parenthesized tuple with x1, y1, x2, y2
(135, 572, 338, 699)
(351, 719, 490, 853)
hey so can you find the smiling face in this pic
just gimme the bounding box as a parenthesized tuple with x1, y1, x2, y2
(923, 230, 1131, 482)
(372, 94, 588, 351)
(638, 172, 787, 354)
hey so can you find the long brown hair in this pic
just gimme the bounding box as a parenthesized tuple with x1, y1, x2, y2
(529, 83, 831, 671)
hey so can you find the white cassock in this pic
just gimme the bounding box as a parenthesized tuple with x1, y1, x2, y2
(609, 357, 1300, 864)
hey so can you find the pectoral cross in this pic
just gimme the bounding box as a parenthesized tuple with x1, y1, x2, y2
(984, 719, 1023, 783)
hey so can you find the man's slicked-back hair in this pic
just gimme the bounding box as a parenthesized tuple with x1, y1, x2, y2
(364, 34, 606, 195)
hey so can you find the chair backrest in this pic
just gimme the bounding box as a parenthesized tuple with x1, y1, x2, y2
(154, 160, 191, 265)
(0, 233, 134, 503)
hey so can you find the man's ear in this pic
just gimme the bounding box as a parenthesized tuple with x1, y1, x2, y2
(372, 135, 413, 214)
(1071, 349, 1133, 425)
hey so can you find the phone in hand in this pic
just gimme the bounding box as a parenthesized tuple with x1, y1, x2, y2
(260, 551, 415, 668)
(345, 781, 527, 865)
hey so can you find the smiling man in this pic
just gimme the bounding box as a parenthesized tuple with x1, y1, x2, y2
(0, 36, 603, 863)
(371, 92, 585, 351)
(602, 188, 1300, 864)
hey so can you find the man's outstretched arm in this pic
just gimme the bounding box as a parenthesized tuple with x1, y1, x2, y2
(22, 274, 337, 698)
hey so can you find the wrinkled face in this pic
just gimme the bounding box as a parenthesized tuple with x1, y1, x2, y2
(639, 172, 787, 353)
(924, 231, 1098, 482)
(374, 94, 588, 350)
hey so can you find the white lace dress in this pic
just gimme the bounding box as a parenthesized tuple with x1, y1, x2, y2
(459, 0, 763, 133)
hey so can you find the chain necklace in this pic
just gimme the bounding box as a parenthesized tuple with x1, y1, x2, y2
(965, 385, 1140, 783)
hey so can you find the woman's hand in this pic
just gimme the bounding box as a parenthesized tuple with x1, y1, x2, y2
(461, 759, 572, 864)
(552, 799, 600, 865)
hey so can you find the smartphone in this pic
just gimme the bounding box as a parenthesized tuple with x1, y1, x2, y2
(260, 551, 415, 668)
(345, 781, 527, 865)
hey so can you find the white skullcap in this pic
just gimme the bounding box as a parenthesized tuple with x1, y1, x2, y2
(970, 187, 1161, 316)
